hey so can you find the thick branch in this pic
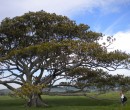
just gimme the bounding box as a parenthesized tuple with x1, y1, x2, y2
(0, 80, 23, 85)
(2, 83, 16, 91)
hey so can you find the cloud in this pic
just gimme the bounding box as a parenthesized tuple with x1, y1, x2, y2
(0, 0, 130, 21)
(0, 85, 7, 89)
(101, 30, 130, 76)
(99, 30, 130, 53)
(109, 69, 130, 76)
(111, 30, 130, 53)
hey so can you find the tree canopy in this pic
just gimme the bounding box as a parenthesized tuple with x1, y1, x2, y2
(0, 11, 130, 107)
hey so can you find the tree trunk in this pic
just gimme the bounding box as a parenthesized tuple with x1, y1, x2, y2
(27, 94, 48, 107)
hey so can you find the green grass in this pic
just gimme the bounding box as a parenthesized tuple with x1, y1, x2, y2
(0, 92, 130, 110)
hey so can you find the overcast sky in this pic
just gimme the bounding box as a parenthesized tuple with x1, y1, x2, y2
(0, 0, 130, 89)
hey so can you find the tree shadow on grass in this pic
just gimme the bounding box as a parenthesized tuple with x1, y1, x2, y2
(44, 96, 117, 107)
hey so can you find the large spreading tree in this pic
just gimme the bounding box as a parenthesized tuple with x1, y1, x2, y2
(0, 11, 130, 107)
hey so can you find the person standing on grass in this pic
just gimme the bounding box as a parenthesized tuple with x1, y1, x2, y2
(120, 91, 127, 106)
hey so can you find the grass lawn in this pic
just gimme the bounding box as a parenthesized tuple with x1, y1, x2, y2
(0, 92, 130, 110)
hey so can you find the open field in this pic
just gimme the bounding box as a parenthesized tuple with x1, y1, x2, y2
(0, 92, 130, 110)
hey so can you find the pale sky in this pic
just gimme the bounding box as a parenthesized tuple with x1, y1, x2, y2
(0, 0, 130, 89)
